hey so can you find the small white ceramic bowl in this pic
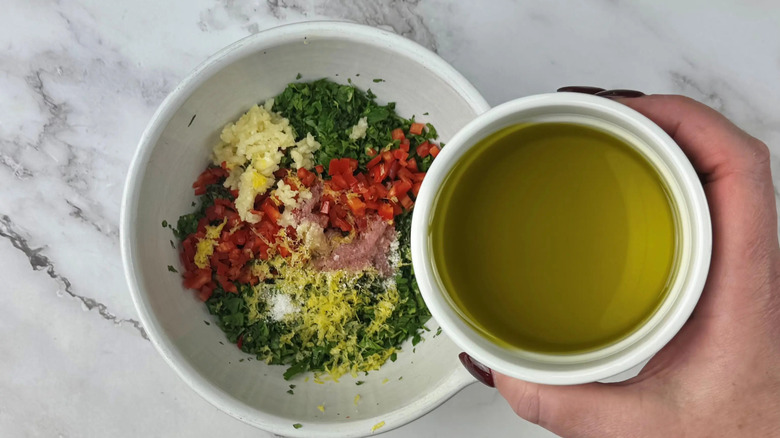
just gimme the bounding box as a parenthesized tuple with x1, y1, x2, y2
(412, 93, 712, 385)
(121, 22, 489, 437)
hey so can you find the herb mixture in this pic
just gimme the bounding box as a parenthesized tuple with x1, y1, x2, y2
(173, 79, 442, 380)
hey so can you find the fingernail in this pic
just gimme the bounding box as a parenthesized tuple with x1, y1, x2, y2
(595, 89, 645, 98)
(458, 352, 494, 387)
(556, 86, 605, 94)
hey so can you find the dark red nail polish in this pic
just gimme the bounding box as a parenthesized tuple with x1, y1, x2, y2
(458, 352, 494, 387)
(557, 86, 605, 94)
(595, 89, 645, 98)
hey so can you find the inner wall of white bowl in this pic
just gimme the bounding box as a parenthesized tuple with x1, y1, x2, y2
(132, 33, 484, 427)
(420, 98, 706, 381)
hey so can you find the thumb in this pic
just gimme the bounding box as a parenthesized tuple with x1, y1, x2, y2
(492, 371, 647, 438)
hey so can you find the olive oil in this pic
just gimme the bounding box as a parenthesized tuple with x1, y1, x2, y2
(431, 122, 677, 353)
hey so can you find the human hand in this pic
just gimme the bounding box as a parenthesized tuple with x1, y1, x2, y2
(462, 95, 780, 437)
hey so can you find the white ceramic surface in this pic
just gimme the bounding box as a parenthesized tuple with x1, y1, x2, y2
(121, 21, 489, 437)
(5, 1, 780, 437)
(412, 93, 712, 385)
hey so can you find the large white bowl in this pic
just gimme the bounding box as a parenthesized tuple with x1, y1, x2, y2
(121, 22, 489, 437)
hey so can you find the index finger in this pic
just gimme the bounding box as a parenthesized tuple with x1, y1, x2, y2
(620, 94, 778, 316)
(619, 95, 771, 183)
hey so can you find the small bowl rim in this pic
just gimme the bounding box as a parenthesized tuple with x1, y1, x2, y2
(411, 93, 712, 385)
(120, 20, 490, 437)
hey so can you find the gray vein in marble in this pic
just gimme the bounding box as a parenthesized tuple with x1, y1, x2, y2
(266, 0, 307, 19)
(199, 0, 438, 52)
(66, 199, 119, 239)
(26, 70, 69, 154)
(0, 152, 33, 179)
(0, 215, 147, 340)
(669, 68, 780, 136)
(669, 71, 727, 113)
(289, 0, 438, 52)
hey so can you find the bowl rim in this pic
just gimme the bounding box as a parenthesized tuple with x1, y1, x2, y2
(120, 20, 489, 437)
(411, 93, 712, 385)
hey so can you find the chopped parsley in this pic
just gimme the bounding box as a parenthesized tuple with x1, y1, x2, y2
(167, 265, 178, 273)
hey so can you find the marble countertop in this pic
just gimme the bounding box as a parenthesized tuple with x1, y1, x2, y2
(2, 1, 779, 437)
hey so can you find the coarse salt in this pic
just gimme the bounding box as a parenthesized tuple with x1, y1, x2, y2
(268, 292, 298, 322)
(388, 233, 401, 272)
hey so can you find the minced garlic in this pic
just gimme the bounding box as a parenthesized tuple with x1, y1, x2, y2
(349, 116, 368, 141)
(211, 102, 297, 223)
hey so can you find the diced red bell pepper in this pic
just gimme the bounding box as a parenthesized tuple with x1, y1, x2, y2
(215, 198, 234, 209)
(412, 181, 422, 197)
(216, 275, 237, 293)
(367, 154, 383, 169)
(297, 167, 316, 187)
(399, 138, 410, 152)
(261, 198, 281, 224)
(236, 267, 254, 284)
(430, 145, 441, 158)
(183, 269, 212, 290)
(192, 167, 228, 190)
(412, 172, 426, 182)
(344, 172, 358, 188)
(390, 200, 403, 216)
(406, 158, 418, 172)
(315, 164, 324, 174)
(216, 240, 235, 254)
(196, 217, 209, 234)
(328, 158, 358, 176)
(347, 197, 366, 217)
(328, 158, 344, 176)
(367, 148, 377, 157)
(400, 195, 414, 209)
(409, 123, 425, 136)
(391, 128, 405, 141)
(389, 180, 413, 200)
(197, 282, 215, 301)
(370, 163, 387, 183)
(397, 167, 414, 183)
(372, 183, 388, 198)
(230, 228, 248, 246)
(273, 168, 288, 178)
(331, 216, 352, 232)
(355, 172, 368, 187)
(377, 202, 394, 221)
(386, 161, 399, 181)
(344, 158, 359, 173)
(331, 173, 349, 190)
(393, 149, 409, 162)
(416, 141, 431, 158)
